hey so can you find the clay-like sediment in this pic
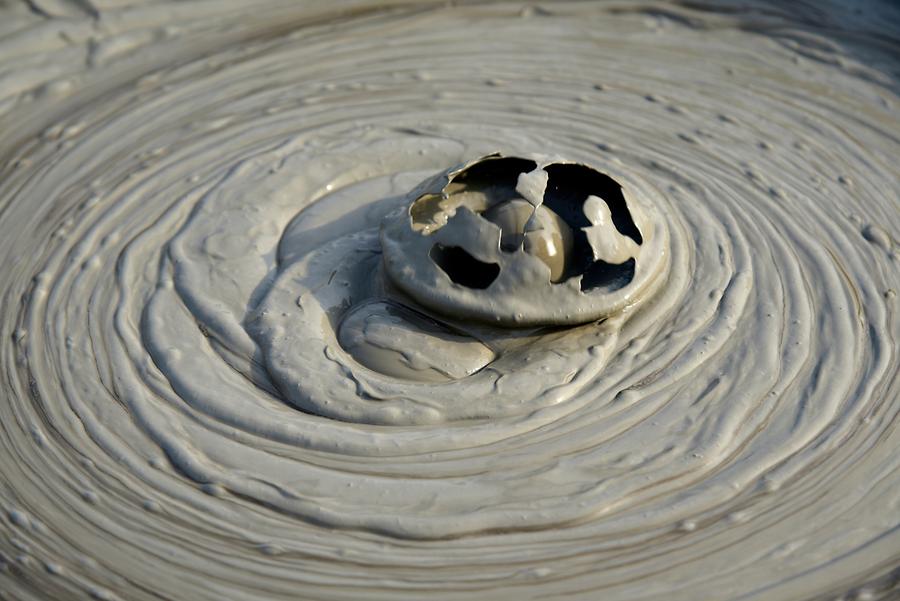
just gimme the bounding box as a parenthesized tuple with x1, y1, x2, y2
(0, 1, 898, 600)
(381, 154, 669, 326)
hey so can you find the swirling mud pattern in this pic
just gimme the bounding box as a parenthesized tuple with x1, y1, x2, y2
(1, 1, 898, 600)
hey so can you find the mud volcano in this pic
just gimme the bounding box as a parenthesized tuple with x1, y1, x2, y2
(0, 1, 898, 600)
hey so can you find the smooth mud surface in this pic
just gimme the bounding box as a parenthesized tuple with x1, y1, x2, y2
(0, 1, 898, 600)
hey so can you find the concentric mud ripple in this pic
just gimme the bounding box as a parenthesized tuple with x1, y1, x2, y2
(0, 1, 898, 600)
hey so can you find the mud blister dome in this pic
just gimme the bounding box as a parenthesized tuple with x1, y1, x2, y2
(380, 154, 670, 326)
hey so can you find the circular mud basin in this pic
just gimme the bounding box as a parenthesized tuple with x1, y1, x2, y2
(0, 2, 898, 601)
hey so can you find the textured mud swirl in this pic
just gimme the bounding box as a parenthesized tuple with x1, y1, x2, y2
(0, 1, 898, 600)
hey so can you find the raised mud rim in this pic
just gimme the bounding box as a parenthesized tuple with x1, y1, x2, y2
(380, 153, 671, 326)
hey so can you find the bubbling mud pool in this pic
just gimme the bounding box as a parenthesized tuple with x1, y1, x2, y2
(1, 1, 899, 600)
